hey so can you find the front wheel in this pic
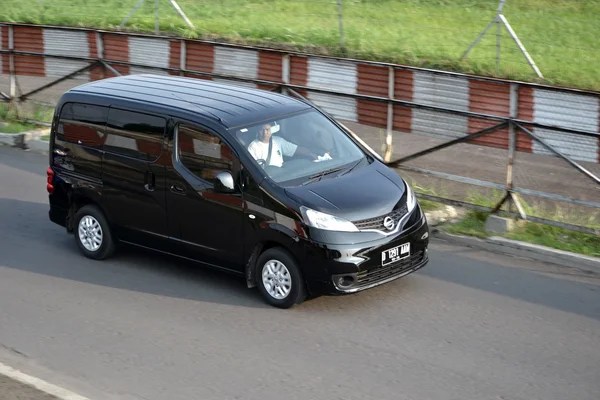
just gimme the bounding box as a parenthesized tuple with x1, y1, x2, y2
(256, 248, 307, 309)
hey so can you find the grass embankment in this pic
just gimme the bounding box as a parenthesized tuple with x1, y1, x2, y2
(416, 187, 600, 257)
(0, 121, 36, 133)
(445, 211, 600, 257)
(1, 0, 599, 91)
(0, 103, 51, 136)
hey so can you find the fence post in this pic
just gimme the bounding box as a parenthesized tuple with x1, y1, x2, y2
(384, 66, 395, 162)
(179, 39, 186, 77)
(492, 83, 523, 215)
(505, 83, 526, 218)
(506, 84, 517, 204)
(336, 0, 345, 51)
(8, 25, 15, 106)
(282, 54, 290, 95)
(96, 31, 105, 79)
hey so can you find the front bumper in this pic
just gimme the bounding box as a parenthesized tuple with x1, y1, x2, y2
(302, 214, 429, 295)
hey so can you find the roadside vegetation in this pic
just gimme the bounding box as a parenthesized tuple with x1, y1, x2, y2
(444, 211, 600, 257)
(415, 186, 600, 257)
(0, 103, 49, 135)
(2, 0, 599, 91)
(0, 121, 37, 133)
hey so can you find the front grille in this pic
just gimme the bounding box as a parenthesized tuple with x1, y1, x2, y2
(354, 204, 408, 231)
(356, 250, 425, 287)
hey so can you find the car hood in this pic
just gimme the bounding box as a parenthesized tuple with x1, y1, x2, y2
(284, 162, 406, 222)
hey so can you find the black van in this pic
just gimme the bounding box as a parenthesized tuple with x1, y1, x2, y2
(47, 74, 429, 308)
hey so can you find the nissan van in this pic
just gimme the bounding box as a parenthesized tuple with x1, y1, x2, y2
(47, 74, 429, 308)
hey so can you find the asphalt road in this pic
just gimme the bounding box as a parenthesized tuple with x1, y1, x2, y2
(1, 145, 599, 400)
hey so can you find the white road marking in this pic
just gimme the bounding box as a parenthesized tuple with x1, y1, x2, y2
(0, 360, 90, 400)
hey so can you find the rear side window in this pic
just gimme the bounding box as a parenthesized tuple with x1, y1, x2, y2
(57, 103, 108, 148)
(104, 108, 166, 161)
(177, 124, 235, 185)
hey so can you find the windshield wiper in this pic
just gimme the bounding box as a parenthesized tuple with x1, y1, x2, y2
(302, 167, 346, 185)
(339, 158, 363, 177)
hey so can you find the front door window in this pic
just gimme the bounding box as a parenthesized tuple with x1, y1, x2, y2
(176, 123, 235, 186)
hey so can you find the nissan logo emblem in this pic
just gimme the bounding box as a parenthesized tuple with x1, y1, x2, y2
(383, 216, 395, 231)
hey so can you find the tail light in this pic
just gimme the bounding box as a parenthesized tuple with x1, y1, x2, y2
(46, 167, 54, 194)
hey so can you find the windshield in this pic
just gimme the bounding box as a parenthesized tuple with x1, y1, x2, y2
(231, 110, 366, 184)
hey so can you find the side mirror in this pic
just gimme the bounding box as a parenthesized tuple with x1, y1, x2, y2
(214, 171, 236, 193)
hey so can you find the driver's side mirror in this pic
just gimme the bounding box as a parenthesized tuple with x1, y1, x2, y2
(214, 171, 236, 193)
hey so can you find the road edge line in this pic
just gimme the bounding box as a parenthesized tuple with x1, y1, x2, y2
(0, 361, 90, 400)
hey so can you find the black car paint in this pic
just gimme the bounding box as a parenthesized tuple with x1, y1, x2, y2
(47, 75, 429, 297)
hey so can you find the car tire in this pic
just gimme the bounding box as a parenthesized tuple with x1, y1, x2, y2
(256, 247, 307, 309)
(73, 204, 116, 260)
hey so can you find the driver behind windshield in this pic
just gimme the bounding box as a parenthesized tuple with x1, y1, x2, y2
(247, 123, 320, 167)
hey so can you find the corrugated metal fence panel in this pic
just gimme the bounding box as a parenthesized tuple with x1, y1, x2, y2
(128, 36, 170, 76)
(288, 55, 308, 98)
(101, 34, 130, 76)
(357, 64, 388, 128)
(307, 58, 357, 121)
(411, 71, 469, 139)
(307, 58, 356, 94)
(309, 92, 358, 122)
(393, 69, 414, 133)
(532, 89, 599, 163)
(0, 25, 4, 74)
(14, 26, 44, 76)
(257, 51, 282, 90)
(516, 86, 534, 153)
(43, 29, 90, 80)
(468, 80, 511, 149)
(185, 42, 214, 78)
(87, 32, 104, 81)
(168, 40, 181, 76)
(213, 47, 258, 88)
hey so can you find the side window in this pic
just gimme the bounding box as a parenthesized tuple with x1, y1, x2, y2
(57, 103, 109, 148)
(177, 124, 235, 185)
(104, 108, 166, 161)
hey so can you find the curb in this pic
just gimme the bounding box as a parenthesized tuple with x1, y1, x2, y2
(0, 132, 28, 149)
(0, 128, 50, 153)
(432, 229, 600, 274)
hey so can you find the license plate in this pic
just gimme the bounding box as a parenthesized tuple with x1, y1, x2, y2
(382, 243, 410, 266)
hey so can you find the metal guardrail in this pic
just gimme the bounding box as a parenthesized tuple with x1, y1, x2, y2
(0, 24, 598, 235)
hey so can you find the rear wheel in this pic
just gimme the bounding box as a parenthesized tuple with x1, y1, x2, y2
(74, 205, 116, 260)
(256, 247, 307, 309)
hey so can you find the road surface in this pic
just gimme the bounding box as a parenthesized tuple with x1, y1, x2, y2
(0, 145, 599, 400)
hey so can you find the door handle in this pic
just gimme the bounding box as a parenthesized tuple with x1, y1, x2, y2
(170, 184, 186, 195)
(144, 171, 156, 192)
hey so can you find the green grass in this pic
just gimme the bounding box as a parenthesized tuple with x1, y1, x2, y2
(406, 180, 600, 256)
(444, 210, 489, 239)
(2, 0, 599, 90)
(0, 121, 36, 133)
(506, 223, 600, 257)
(444, 210, 600, 257)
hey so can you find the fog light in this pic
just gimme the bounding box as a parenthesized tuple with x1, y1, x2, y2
(421, 232, 429, 240)
(337, 275, 355, 288)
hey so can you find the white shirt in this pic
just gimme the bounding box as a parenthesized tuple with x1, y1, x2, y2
(247, 136, 298, 167)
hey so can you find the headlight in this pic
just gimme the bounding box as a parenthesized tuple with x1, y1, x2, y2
(405, 181, 416, 212)
(300, 207, 359, 232)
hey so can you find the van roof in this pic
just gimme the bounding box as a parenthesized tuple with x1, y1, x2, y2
(68, 74, 312, 128)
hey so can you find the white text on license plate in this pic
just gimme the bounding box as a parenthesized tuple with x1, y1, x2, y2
(382, 243, 410, 266)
